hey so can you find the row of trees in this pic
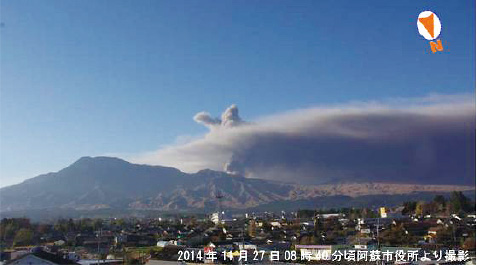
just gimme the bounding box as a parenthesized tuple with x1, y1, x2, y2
(402, 192, 474, 216)
(0, 218, 34, 247)
(0, 218, 106, 247)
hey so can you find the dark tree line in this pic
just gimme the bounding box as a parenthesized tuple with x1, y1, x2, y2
(402, 192, 474, 216)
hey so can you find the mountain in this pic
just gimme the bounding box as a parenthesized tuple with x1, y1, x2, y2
(0, 157, 474, 215)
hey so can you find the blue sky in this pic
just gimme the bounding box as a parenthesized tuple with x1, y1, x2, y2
(1, 0, 475, 187)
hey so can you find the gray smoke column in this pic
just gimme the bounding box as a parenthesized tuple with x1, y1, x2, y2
(132, 95, 476, 186)
(220, 104, 243, 127)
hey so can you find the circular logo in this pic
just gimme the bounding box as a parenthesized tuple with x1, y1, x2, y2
(417, 11, 441, 40)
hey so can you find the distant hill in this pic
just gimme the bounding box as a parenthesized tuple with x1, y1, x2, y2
(0, 156, 474, 216)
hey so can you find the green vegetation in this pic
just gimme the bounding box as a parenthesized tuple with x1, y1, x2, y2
(402, 192, 475, 217)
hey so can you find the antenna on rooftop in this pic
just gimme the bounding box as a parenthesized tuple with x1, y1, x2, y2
(215, 190, 224, 224)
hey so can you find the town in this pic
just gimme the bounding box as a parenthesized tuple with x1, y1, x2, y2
(0, 192, 476, 264)
(0, 191, 475, 265)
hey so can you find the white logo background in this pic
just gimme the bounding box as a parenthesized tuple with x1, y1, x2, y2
(417, 11, 441, 40)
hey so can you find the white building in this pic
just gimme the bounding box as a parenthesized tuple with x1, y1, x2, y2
(210, 212, 220, 224)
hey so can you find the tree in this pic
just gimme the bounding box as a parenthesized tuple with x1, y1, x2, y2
(54, 219, 68, 233)
(415, 201, 426, 216)
(1, 218, 32, 246)
(402, 201, 417, 215)
(13, 228, 33, 246)
(248, 220, 256, 238)
(36, 224, 51, 234)
(313, 217, 322, 235)
(93, 219, 104, 231)
(379, 224, 411, 246)
(424, 202, 439, 216)
(0, 222, 17, 241)
(449, 191, 472, 214)
(462, 237, 476, 251)
(297, 210, 315, 219)
(433, 195, 446, 208)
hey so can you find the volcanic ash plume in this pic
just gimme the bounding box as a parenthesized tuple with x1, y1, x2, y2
(132, 96, 476, 186)
(193, 104, 244, 129)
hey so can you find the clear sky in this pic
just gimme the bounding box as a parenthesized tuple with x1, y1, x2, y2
(1, 0, 475, 187)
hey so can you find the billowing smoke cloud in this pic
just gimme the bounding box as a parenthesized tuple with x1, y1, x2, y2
(131, 94, 476, 186)
(193, 112, 221, 127)
(193, 104, 244, 129)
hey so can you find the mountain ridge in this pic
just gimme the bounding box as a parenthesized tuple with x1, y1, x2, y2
(1, 156, 474, 214)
